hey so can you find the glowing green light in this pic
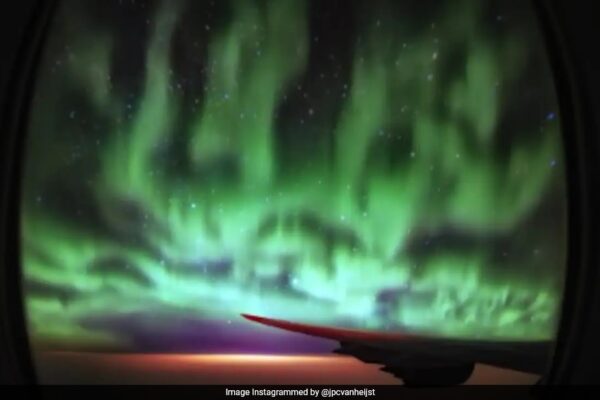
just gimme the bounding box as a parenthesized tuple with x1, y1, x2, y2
(22, 0, 566, 349)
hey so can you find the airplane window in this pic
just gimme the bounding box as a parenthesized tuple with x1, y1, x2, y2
(21, 0, 566, 384)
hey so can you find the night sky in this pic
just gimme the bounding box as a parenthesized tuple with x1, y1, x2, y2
(22, 0, 565, 355)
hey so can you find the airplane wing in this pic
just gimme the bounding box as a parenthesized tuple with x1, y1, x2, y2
(242, 313, 552, 385)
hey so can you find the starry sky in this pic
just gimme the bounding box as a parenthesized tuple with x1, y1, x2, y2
(22, 0, 566, 353)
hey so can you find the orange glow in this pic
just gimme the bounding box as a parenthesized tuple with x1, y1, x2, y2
(35, 352, 540, 385)
(178, 354, 336, 363)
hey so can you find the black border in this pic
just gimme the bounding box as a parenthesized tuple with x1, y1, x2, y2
(534, 0, 600, 384)
(0, 385, 570, 399)
(0, 0, 58, 385)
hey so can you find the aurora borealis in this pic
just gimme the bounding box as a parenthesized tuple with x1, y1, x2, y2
(22, 0, 566, 353)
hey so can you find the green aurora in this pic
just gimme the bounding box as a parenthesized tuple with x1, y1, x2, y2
(22, 0, 566, 350)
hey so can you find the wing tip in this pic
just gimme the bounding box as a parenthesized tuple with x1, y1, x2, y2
(240, 313, 413, 342)
(241, 313, 264, 323)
